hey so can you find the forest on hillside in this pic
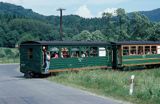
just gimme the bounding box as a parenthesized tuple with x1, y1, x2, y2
(0, 2, 160, 47)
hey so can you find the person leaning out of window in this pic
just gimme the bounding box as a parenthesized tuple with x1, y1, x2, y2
(45, 52, 51, 73)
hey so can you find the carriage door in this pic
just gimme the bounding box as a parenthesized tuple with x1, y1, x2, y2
(26, 46, 41, 72)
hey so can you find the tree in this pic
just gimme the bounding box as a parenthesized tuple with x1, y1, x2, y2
(17, 33, 39, 45)
(0, 2, 159, 47)
(44, 30, 60, 41)
(4, 30, 19, 47)
(129, 12, 152, 40)
(0, 48, 5, 58)
(91, 30, 106, 41)
(148, 23, 160, 41)
(73, 30, 106, 41)
(102, 12, 112, 22)
(4, 48, 14, 58)
(0, 27, 5, 46)
(102, 12, 115, 40)
(116, 8, 130, 41)
(72, 30, 92, 41)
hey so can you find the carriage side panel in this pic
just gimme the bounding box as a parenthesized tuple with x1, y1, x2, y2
(20, 45, 42, 74)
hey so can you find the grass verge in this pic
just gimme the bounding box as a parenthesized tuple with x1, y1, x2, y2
(48, 69, 160, 104)
(0, 47, 19, 63)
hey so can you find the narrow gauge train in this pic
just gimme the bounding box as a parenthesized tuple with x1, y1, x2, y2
(20, 41, 160, 77)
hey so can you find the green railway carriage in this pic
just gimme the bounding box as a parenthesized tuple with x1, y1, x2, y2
(20, 40, 160, 77)
(112, 41, 160, 68)
(20, 41, 113, 76)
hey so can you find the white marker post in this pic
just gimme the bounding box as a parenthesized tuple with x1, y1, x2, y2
(129, 75, 135, 95)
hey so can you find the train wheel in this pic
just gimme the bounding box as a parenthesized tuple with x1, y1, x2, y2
(24, 71, 34, 78)
(145, 65, 154, 69)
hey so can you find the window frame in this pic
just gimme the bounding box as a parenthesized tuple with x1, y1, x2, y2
(28, 48, 33, 59)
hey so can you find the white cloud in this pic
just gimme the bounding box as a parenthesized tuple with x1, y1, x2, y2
(75, 5, 93, 18)
(97, 8, 117, 17)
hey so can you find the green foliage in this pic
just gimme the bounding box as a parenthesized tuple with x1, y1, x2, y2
(140, 8, 160, 22)
(91, 30, 106, 41)
(0, 47, 19, 63)
(0, 48, 5, 58)
(4, 48, 14, 58)
(73, 30, 106, 41)
(129, 12, 152, 40)
(17, 33, 39, 44)
(9, 19, 52, 34)
(72, 30, 92, 41)
(148, 23, 160, 41)
(48, 69, 160, 104)
(0, 2, 160, 47)
(0, 2, 46, 21)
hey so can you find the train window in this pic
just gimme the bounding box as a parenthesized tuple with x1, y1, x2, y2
(61, 48, 69, 58)
(81, 47, 90, 57)
(90, 47, 98, 57)
(123, 46, 129, 56)
(99, 47, 106, 57)
(151, 46, 157, 54)
(71, 47, 80, 58)
(138, 46, 143, 55)
(145, 46, 150, 54)
(130, 46, 136, 55)
(50, 47, 59, 59)
(28, 48, 33, 59)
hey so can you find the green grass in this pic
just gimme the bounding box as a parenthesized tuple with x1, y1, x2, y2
(0, 47, 19, 63)
(0, 57, 19, 63)
(48, 69, 160, 104)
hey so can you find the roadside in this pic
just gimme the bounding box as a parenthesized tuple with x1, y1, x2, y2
(0, 64, 125, 104)
(62, 84, 132, 104)
(0, 47, 19, 64)
(48, 69, 160, 104)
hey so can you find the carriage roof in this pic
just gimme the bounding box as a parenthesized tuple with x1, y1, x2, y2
(20, 41, 111, 46)
(111, 41, 160, 45)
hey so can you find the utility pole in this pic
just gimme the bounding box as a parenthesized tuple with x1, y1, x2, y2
(57, 8, 65, 41)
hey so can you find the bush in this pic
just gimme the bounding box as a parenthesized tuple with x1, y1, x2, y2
(0, 48, 19, 63)
(4, 48, 15, 58)
(0, 48, 6, 58)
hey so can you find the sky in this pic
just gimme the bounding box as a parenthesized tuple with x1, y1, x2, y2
(0, 0, 160, 18)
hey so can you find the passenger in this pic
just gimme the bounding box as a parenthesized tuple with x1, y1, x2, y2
(76, 52, 79, 57)
(133, 52, 136, 55)
(42, 46, 46, 67)
(153, 51, 156, 54)
(61, 52, 64, 58)
(81, 52, 85, 57)
(85, 51, 89, 57)
(130, 51, 136, 55)
(62, 51, 67, 58)
(54, 52, 58, 59)
(45, 52, 51, 73)
(71, 53, 76, 57)
(147, 51, 151, 54)
(138, 51, 143, 55)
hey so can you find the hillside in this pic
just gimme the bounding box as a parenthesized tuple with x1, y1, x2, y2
(0, 2, 160, 48)
(140, 8, 160, 22)
(0, 2, 46, 21)
(0, 2, 160, 22)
